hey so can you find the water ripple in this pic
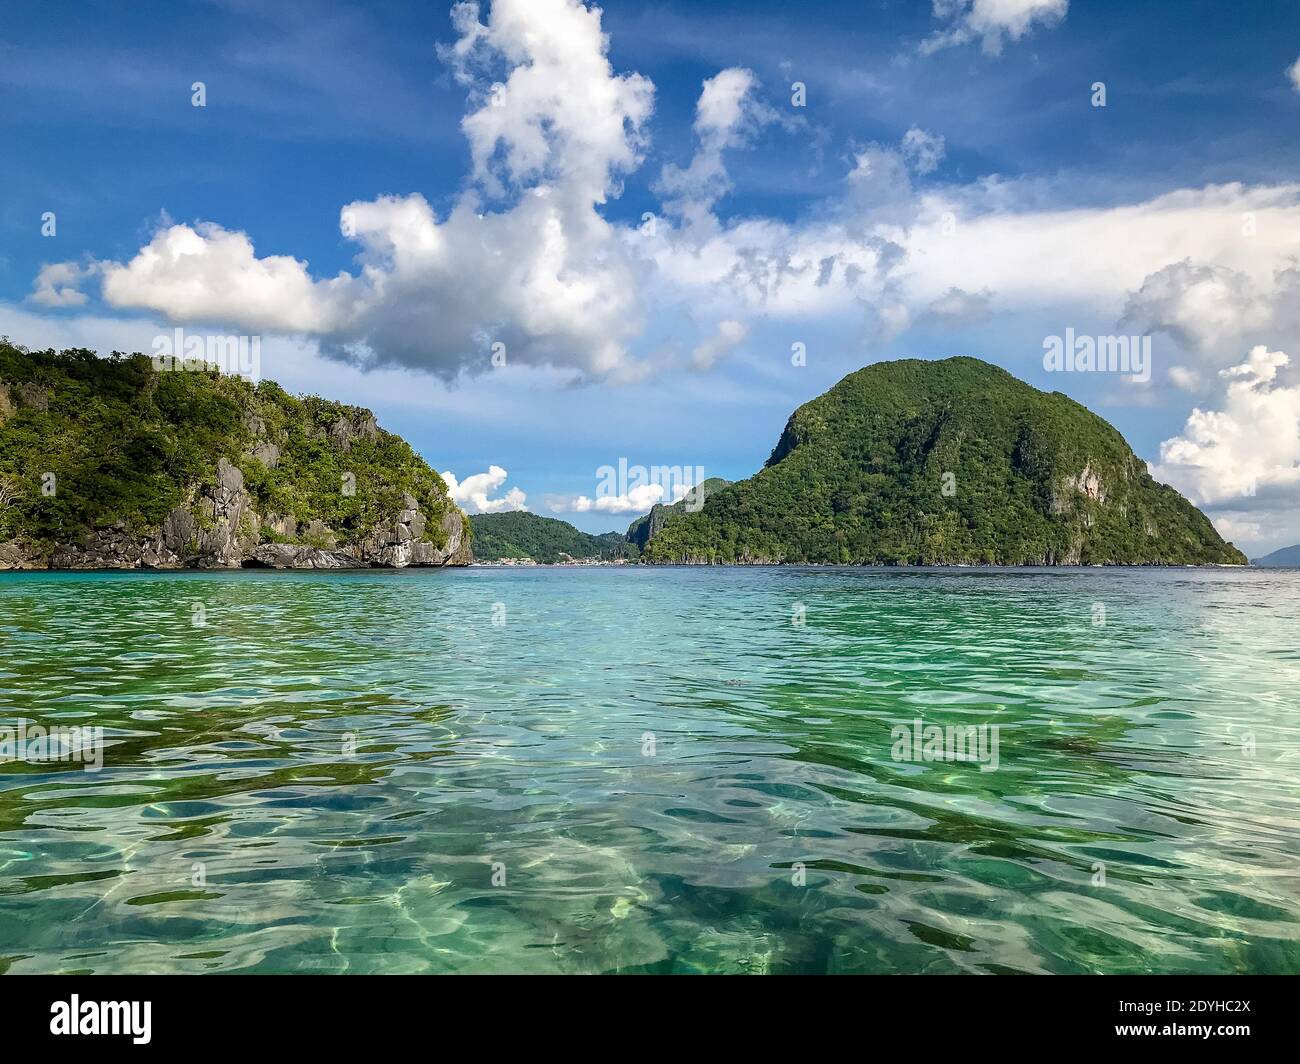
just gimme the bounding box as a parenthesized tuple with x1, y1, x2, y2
(0, 566, 1297, 973)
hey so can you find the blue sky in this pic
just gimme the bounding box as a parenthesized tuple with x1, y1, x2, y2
(4, 0, 1300, 551)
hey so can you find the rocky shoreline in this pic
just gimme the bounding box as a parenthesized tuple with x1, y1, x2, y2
(0, 457, 472, 571)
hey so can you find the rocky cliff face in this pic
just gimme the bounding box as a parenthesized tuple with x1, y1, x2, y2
(626, 503, 671, 553)
(8, 457, 472, 571)
(0, 342, 473, 571)
(625, 478, 731, 552)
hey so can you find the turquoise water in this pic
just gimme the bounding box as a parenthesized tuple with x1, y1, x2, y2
(0, 566, 1297, 974)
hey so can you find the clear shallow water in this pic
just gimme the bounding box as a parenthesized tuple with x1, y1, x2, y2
(0, 566, 1297, 974)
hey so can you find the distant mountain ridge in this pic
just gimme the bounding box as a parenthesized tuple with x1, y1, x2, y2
(642, 357, 1245, 566)
(1252, 544, 1300, 567)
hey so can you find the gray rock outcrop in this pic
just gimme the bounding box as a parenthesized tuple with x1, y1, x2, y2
(357, 495, 471, 567)
(1, 460, 472, 571)
(245, 544, 367, 569)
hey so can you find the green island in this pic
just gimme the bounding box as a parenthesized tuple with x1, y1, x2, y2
(1, 342, 1243, 569)
(0, 339, 470, 569)
(641, 357, 1244, 566)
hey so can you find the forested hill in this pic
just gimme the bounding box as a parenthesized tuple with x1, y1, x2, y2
(470, 511, 633, 563)
(0, 340, 470, 569)
(642, 357, 1246, 566)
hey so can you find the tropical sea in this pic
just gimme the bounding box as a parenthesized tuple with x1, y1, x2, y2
(0, 566, 1297, 975)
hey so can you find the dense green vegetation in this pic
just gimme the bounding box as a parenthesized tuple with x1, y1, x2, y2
(0, 344, 1244, 568)
(470, 510, 634, 563)
(0, 339, 463, 559)
(625, 477, 731, 551)
(644, 357, 1246, 566)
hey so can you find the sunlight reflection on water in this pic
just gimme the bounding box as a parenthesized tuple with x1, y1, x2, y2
(0, 566, 1297, 973)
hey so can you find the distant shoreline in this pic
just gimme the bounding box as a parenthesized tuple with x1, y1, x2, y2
(470, 561, 1256, 569)
(0, 560, 1262, 574)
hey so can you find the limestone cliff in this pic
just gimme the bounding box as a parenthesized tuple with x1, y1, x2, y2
(625, 478, 731, 552)
(0, 341, 472, 570)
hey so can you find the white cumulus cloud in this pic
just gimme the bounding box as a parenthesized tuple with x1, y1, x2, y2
(100, 222, 354, 332)
(1120, 260, 1300, 363)
(900, 184, 1300, 353)
(26, 1, 1300, 403)
(568, 483, 667, 514)
(40, 0, 653, 383)
(922, 0, 1069, 56)
(448, 0, 653, 203)
(1151, 346, 1300, 508)
(441, 465, 528, 514)
(30, 262, 93, 308)
(656, 67, 777, 218)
